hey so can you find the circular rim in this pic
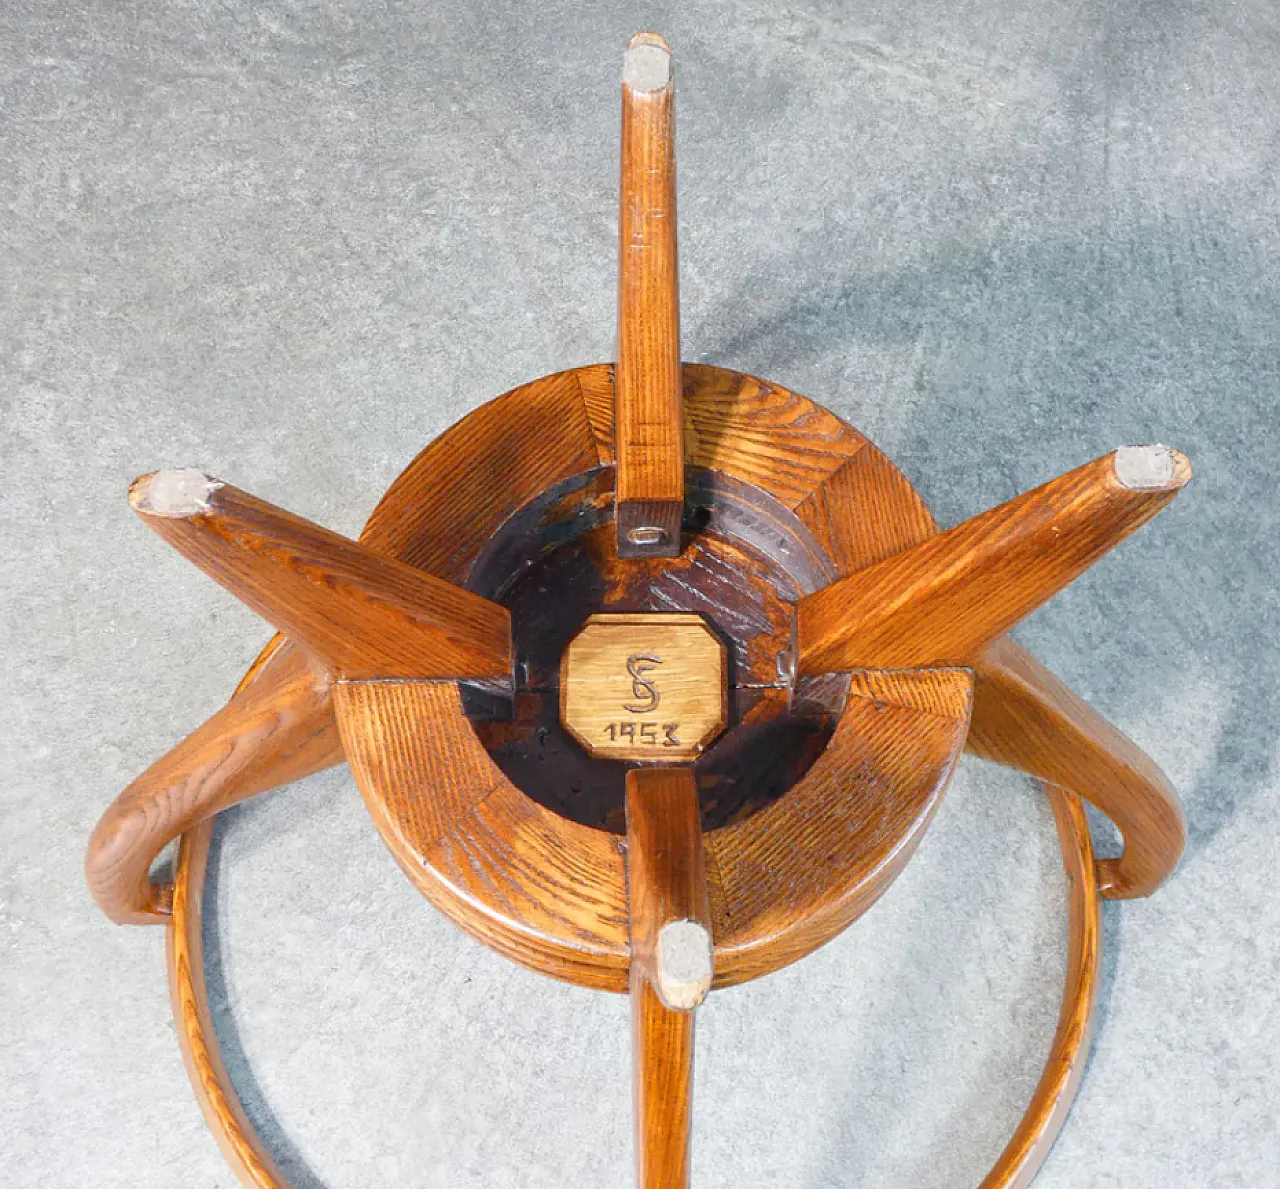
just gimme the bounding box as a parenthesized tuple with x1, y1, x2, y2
(332, 363, 972, 990)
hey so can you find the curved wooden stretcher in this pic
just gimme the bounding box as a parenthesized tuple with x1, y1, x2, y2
(87, 33, 1188, 1189)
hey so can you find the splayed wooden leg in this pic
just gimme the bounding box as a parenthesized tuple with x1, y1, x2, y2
(615, 33, 684, 559)
(796, 446, 1190, 674)
(130, 468, 512, 682)
(626, 766, 711, 1187)
(969, 635, 1185, 899)
(85, 643, 341, 925)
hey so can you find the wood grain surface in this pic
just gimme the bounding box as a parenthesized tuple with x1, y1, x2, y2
(969, 635, 1186, 899)
(794, 441, 936, 572)
(796, 447, 1192, 674)
(625, 769, 707, 1189)
(363, 367, 605, 580)
(561, 613, 727, 762)
(168, 816, 286, 1188)
(580, 363, 868, 510)
(626, 767, 713, 1010)
(789, 432, 1190, 900)
(979, 783, 1100, 1189)
(89, 28, 1169, 1182)
(130, 471, 513, 682)
(161, 778, 1104, 1189)
(631, 974, 695, 1189)
(160, 773, 1102, 1189)
(95, 350, 1140, 1189)
(708, 667, 972, 984)
(323, 363, 975, 990)
(615, 33, 683, 559)
(337, 678, 632, 991)
(86, 643, 341, 925)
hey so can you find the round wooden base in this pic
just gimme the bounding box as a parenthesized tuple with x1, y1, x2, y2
(317, 364, 973, 991)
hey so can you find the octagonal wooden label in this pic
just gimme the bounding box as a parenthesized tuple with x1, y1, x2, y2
(559, 613, 727, 762)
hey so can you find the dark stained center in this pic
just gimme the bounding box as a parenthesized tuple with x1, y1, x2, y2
(462, 468, 846, 833)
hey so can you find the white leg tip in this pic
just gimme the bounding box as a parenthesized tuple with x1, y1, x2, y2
(130, 468, 222, 517)
(655, 919, 713, 1010)
(1113, 445, 1185, 490)
(624, 36, 671, 92)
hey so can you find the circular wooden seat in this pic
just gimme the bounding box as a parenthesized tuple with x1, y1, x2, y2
(331, 363, 972, 991)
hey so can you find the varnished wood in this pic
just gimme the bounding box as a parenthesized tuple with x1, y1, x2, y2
(708, 668, 972, 984)
(164, 649, 311, 1188)
(90, 34, 1185, 1185)
(626, 767, 713, 1009)
(161, 742, 1102, 1189)
(789, 433, 1189, 899)
(794, 441, 934, 572)
(626, 767, 707, 1189)
(334, 663, 971, 992)
(582, 363, 868, 511)
(969, 635, 1185, 899)
(337, 678, 632, 991)
(86, 643, 341, 925)
(615, 33, 683, 558)
(366, 368, 606, 578)
(343, 371, 958, 987)
(796, 446, 1191, 675)
(98, 362, 1155, 1184)
(169, 817, 283, 1188)
(90, 366, 612, 935)
(97, 358, 1173, 1063)
(313, 363, 977, 993)
(130, 469, 513, 682)
(981, 783, 1100, 1189)
(631, 975, 695, 1189)
(560, 614, 727, 763)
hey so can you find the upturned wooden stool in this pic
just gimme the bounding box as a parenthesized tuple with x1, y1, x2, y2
(87, 33, 1191, 1189)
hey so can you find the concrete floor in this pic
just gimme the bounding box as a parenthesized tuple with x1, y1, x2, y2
(2, 1, 1277, 1186)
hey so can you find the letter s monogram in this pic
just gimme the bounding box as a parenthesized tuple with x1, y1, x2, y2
(624, 654, 662, 713)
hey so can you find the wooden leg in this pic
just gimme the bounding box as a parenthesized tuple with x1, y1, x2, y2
(626, 767, 712, 1188)
(615, 33, 683, 560)
(968, 635, 1186, 899)
(129, 468, 512, 682)
(86, 642, 342, 925)
(796, 446, 1190, 674)
(632, 974, 696, 1189)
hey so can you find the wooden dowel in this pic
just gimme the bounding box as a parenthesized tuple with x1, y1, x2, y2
(796, 445, 1191, 674)
(129, 469, 513, 682)
(615, 32, 684, 560)
(626, 766, 710, 1189)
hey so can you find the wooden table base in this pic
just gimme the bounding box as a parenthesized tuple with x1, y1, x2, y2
(87, 30, 1181, 1189)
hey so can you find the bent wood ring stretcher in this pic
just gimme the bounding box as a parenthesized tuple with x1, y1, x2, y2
(87, 33, 1190, 1189)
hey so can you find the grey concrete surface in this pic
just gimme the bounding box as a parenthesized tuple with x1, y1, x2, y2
(2, 1, 1277, 1186)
